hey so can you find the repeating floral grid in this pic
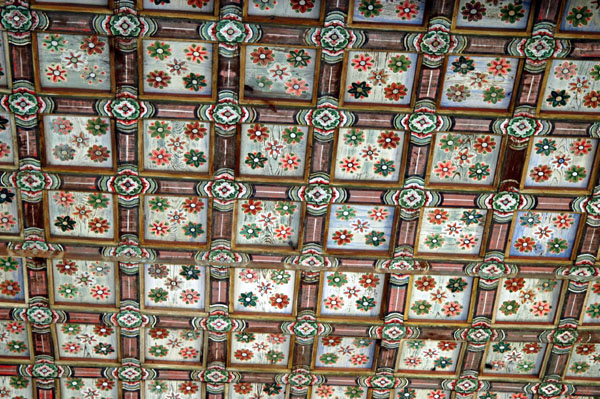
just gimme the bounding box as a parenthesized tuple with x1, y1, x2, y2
(0, 321, 29, 359)
(52, 259, 116, 306)
(235, 199, 302, 249)
(0, 187, 19, 235)
(43, 115, 113, 169)
(326, 204, 396, 252)
(495, 278, 562, 324)
(415, 207, 487, 256)
(566, 343, 600, 378)
(36, 33, 111, 91)
(244, 45, 318, 102)
(475, 392, 532, 399)
(239, 123, 309, 179)
(440, 55, 518, 110)
(247, 0, 322, 19)
(144, 327, 203, 363)
(455, 0, 532, 30)
(229, 382, 287, 399)
(524, 137, 598, 190)
(144, 264, 206, 311)
(0, 257, 24, 302)
(143, 195, 209, 244)
(560, 0, 600, 33)
(142, 39, 214, 97)
(335, 127, 405, 183)
(312, 384, 368, 399)
(145, 380, 203, 399)
(60, 378, 118, 399)
(48, 190, 115, 240)
(397, 339, 461, 373)
(0, 113, 15, 167)
(351, 0, 426, 25)
(0, 376, 32, 399)
(508, 211, 581, 259)
(56, 323, 118, 360)
(407, 275, 474, 322)
(582, 281, 600, 324)
(395, 388, 452, 399)
(343, 50, 418, 106)
(320, 271, 385, 318)
(142, 0, 215, 13)
(314, 336, 376, 369)
(142, 119, 211, 174)
(428, 133, 503, 187)
(233, 268, 295, 314)
(484, 341, 547, 376)
(541, 60, 600, 113)
(230, 332, 291, 366)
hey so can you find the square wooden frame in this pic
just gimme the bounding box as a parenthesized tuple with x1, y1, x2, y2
(519, 135, 600, 195)
(140, 262, 210, 317)
(394, 338, 466, 377)
(32, 32, 116, 98)
(0, 113, 21, 170)
(136, 0, 220, 20)
(228, 267, 300, 320)
(339, 49, 422, 111)
(330, 127, 410, 188)
(0, 187, 24, 241)
(31, 0, 114, 12)
(555, 0, 600, 39)
(0, 31, 13, 93)
(562, 341, 600, 382)
(436, 53, 525, 117)
(478, 340, 552, 382)
(315, 270, 389, 324)
(403, 274, 478, 327)
(413, 207, 492, 261)
(308, 386, 373, 399)
(311, 335, 380, 373)
(227, 331, 295, 371)
(0, 319, 34, 364)
(491, 277, 568, 328)
(235, 122, 313, 184)
(52, 322, 121, 366)
(43, 190, 119, 245)
(504, 210, 586, 264)
(425, 132, 507, 192)
(390, 388, 448, 399)
(231, 199, 306, 255)
(239, 43, 322, 107)
(138, 194, 213, 250)
(347, 0, 430, 31)
(39, 113, 118, 175)
(138, 38, 219, 103)
(536, 57, 600, 120)
(578, 280, 600, 329)
(47, 258, 120, 312)
(137, 117, 215, 179)
(225, 381, 290, 399)
(322, 203, 400, 258)
(243, 0, 326, 26)
(56, 378, 123, 399)
(0, 256, 28, 308)
(140, 326, 208, 369)
(450, 0, 536, 37)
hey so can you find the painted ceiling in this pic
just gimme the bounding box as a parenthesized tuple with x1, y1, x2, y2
(0, 0, 600, 398)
